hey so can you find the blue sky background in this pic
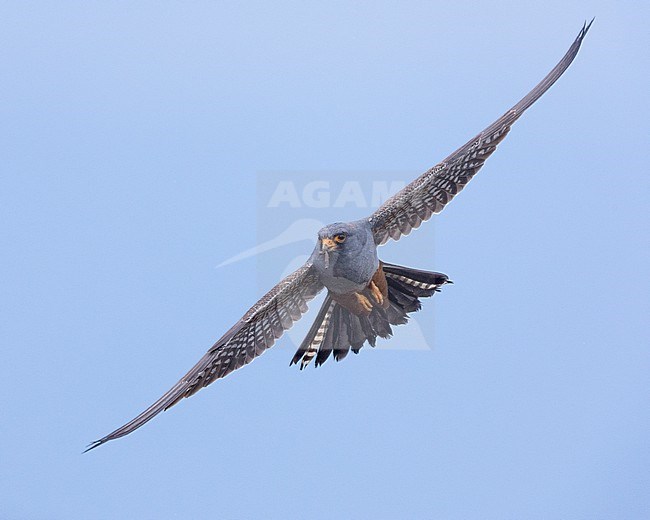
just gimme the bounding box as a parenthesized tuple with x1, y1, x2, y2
(1, 2, 648, 519)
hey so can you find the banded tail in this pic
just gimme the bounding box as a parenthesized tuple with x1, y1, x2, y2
(290, 262, 451, 369)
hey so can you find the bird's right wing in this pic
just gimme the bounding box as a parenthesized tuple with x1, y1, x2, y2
(86, 261, 323, 451)
(369, 21, 592, 246)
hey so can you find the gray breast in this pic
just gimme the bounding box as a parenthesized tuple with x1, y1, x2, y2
(316, 254, 373, 294)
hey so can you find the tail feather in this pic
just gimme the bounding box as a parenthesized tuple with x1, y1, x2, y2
(290, 295, 334, 369)
(333, 346, 350, 362)
(385, 300, 409, 326)
(348, 314, 366, 352)
(315, 318, 335, 367)
(359, 315, 377, 348)
(291, 262, 451, 369)
(383, 263, 449, 297)
(333, 307, 351, 362)
(370, 305, 393, 339)
(387, 282, 421, 312)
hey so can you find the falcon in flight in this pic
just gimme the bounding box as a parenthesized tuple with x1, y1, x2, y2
(87, 22, 592, 451)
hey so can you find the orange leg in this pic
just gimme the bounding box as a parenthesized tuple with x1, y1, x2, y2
(332, 291, 373, 316)
(369, 263, 389, 308)
(355, 293, 373, 313)
(369, 281, 384, 306)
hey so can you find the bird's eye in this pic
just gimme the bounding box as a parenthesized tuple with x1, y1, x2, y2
(334, 234, 346, 243)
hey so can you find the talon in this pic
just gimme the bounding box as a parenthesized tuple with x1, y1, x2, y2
(369, 281, 384, 306)
(356, 293, 373, 312)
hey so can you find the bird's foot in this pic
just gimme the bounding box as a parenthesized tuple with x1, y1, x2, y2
(369, 281, 384, 306)
(356, 293, 374, 313)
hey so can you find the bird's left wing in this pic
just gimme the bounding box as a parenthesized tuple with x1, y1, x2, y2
(369, 21, 592, 246)
(86, 261, 323, 451)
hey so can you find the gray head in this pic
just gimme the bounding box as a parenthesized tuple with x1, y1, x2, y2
(317, 220, 369, 255)
(312, 219, 377, 278)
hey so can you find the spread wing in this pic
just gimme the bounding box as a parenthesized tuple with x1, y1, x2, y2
(86, 262, 323, 451)
(369, 21, 592, 246)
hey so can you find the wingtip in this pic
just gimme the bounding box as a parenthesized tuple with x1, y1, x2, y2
(83, 439, 105, 453)
(582, 18, 595, 38)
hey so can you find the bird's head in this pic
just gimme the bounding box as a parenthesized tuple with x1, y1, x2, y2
(315, 220, 373, 270)
(317, 222, 354, 253)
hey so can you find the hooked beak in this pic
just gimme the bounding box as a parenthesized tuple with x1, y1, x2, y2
(320, 238, 338, 269)
(320, 238, 337, 252)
